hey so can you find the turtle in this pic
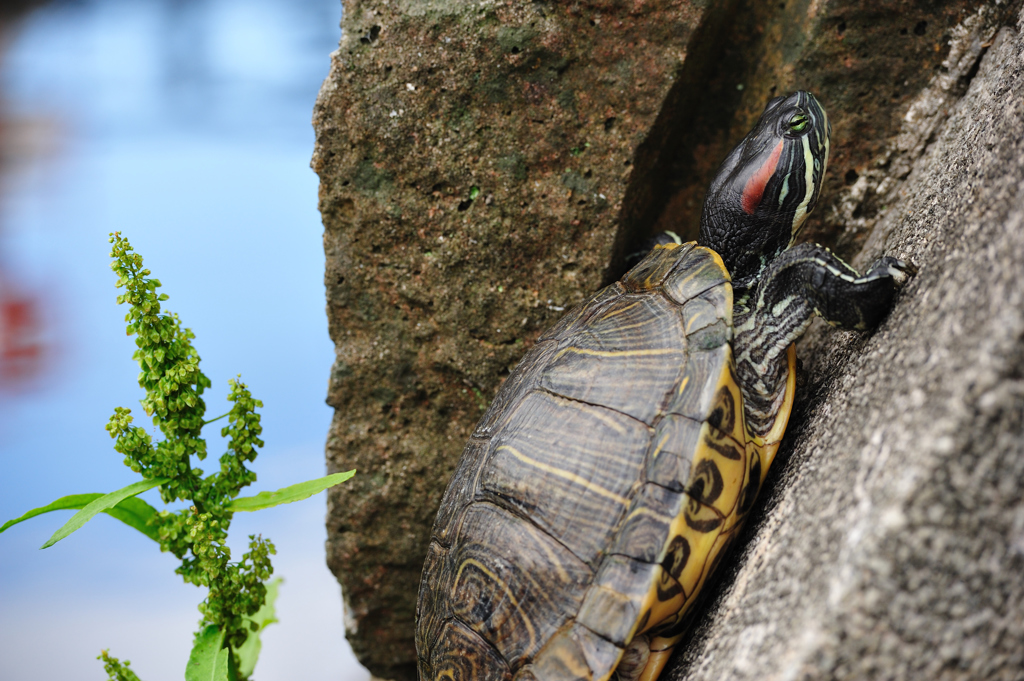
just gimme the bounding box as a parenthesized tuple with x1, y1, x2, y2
(414, 91, 915, 681)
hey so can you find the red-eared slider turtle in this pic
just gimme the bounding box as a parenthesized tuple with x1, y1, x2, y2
(415, 92, 914, 681)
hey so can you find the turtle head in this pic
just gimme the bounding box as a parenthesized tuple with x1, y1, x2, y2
(698, 91, 831, 288)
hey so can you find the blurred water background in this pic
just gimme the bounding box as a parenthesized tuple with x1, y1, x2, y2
(0, 1, 371, 679)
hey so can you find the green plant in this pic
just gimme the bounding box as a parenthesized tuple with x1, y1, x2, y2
(1, 233, 353, 681)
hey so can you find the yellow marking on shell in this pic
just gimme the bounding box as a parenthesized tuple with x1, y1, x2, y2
(623, 504, 675, 525)
(722, 441, 763, 535)
(647, 528, 734, 647)
(648, 430, 673, 461)
(683, 300, 717, 333)
(639, 260, 678, 289)
(453, 557, 538, 652)
(667, 247, 728, 289)
(496, 445, 631, 506)
(437, 669, 456, 681)
(655, 242, 682, 251)
(555, 346, 681, 359)
(673, 372, 691, 397)
(515, 517, 573, 584)
(680, 531, 733, 612)
(703, 247, 728, 277)
(548, 395, 635, 437)
(668, 269, 706, 301)
(596, 299, 648, 320)
(609, 349, 794, 681)
(649, 633, 683, 653)
(624, 242, 687, 292)
(663, 501, 724, 599)
(635, 566, 686, 637)
(543, 639, 593, 678)
(593, 316, 665, 336)
(706, 346, 747, 446)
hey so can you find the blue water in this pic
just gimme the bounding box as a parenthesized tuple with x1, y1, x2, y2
(0, 2, 369, 679)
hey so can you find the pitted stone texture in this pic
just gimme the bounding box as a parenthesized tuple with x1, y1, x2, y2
(666, 13, 1024, 681)
(313, 2, 717, 678)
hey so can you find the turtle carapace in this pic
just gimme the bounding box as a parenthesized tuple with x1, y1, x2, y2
(415, 91, 914, 681)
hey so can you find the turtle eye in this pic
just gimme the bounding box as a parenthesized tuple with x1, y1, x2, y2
(788, 113, 809, 133)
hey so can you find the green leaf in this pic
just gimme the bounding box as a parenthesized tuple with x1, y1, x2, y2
(235, 578, 282, 679)
(1, 494, 160, 542)
(39, 478, 168, 549)
(186, 625, 234, 681)
(227, 470, 355, 513)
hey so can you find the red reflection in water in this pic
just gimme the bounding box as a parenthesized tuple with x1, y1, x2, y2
(0, 283, 44, 386)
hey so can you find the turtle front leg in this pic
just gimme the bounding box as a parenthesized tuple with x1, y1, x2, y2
(734, 242, 915, 434)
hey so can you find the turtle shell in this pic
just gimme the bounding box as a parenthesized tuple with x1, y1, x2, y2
(416, 243, 796, 681)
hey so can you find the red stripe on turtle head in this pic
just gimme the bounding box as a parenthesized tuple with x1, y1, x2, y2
(740, 139, 784, 215)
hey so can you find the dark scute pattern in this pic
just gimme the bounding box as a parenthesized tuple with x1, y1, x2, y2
(577, 555, 659, 645)
(706, 386, 735, 434)
(476, 341, 560, 437)
(538, 282, 626, 342)
(661, 534, 692, 581)
(448, 503, 592, 665)
(687, 459, 725, 508)
(702, 430, 743, 461)
(736, 449, 763, 517)
(480, 390, 650, 565)
(429, 620, 512, 681)
(540, 294, 687, 425)
(609, 483, 685, 563)
(663, 247, 730, 305)
(690, 422, 748, 519)
(656, 565, 684, 601)
(684, 494, 724, 533)
(433, 438, 489, 546)
(621, 242, 695, 293)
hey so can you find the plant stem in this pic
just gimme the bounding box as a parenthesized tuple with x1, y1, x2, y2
(202, 411, 231, 426)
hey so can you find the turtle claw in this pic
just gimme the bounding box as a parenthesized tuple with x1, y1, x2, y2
(866, 256, 917, 288)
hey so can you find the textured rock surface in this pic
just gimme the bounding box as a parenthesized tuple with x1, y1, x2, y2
(667, 12, 1024, 681)
(314, 0, 1024, 678)
(313, 2, 730, 677)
